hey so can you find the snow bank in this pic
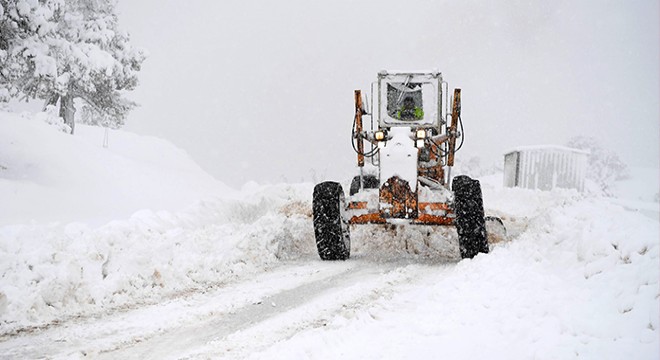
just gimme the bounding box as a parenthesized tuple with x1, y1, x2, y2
(610, 166, 660, 220)
(0, 182, 317, 334)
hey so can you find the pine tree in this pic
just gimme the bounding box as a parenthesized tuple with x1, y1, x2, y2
(0, 0, 145, 133)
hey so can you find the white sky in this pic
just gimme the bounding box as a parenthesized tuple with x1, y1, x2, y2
(117, 0, 659, 187)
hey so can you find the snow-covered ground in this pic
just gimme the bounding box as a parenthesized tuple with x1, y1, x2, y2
(0, 111, 658, 359)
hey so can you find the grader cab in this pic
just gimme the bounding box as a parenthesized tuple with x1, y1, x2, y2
(312, 70, 496, 260)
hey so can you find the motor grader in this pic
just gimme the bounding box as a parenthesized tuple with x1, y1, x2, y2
(313, 70, 497, 260)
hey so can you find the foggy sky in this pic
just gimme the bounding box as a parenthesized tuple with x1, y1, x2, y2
(117, 0, 659, 188)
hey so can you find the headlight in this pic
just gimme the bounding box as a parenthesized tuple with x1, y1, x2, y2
(416, 129, 427, 139)
(374, 130, 386, 141)
(416, 139, 425, 149)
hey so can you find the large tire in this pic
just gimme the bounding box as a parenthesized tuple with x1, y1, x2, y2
(349, 175, 379, 196)
(313, 182, 351, 260)
(453, 175, 489, 259)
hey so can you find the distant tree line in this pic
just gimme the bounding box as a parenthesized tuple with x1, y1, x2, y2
(0, 0, 146, 133)
(567, 136, 629, 195)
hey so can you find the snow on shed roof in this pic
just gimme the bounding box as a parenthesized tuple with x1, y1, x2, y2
(504, 145, 590, 156)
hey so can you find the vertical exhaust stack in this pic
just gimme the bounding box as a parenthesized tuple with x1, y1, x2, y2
(354, 90, 365, 168)
(447, 88, 461, 188)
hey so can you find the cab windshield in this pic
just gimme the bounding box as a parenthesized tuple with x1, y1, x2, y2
(387, 82, 424, 121)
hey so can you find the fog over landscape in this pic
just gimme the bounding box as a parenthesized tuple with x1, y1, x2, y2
(1, 1, 658, 358)
(117, 0, 659, 187)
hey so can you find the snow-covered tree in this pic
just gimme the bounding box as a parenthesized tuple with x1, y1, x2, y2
(0, 0, 145, 133)
(566, 136, 629, 195)
(0, 0, 58, 101)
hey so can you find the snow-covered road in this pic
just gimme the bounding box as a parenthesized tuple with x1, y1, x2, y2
(0, 257, 456, 359)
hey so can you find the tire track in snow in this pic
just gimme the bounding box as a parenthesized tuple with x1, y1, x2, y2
(0, 260, 352, 359)
(118, 259, 453, 360)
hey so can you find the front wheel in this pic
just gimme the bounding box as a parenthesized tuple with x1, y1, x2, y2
(453, 175, 489, 259)
(313, 181, 351, 260)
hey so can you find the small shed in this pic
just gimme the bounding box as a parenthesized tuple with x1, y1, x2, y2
(504, 145, 588, 192)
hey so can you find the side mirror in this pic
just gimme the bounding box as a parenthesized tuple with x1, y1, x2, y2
(362, 92, 370, 115)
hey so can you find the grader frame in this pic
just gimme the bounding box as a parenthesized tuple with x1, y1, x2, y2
(312, 71, 491, 261)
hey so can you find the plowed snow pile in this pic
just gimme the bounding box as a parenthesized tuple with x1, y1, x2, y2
(255, 189, 660, 359)
(0, 110, 658, 359)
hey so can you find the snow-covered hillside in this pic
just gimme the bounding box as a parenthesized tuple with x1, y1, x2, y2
(0, 110, 234, 226)
(0, 111, 658, 359)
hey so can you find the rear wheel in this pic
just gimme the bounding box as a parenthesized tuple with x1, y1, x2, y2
(349, 175, 379, 195)
(453, 175, 489, 259)
(313, 182, 350, 260)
